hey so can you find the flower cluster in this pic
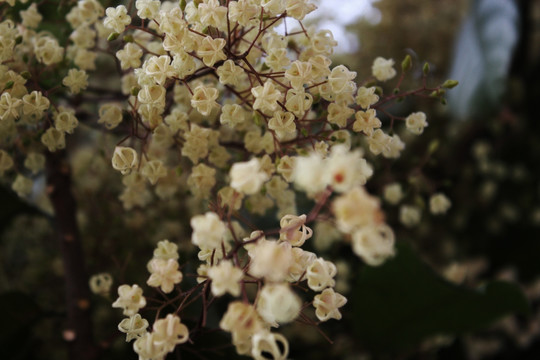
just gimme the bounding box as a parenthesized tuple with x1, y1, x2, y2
(0, 0, 457, 358)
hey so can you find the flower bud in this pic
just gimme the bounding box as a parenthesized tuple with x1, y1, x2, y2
(401, 54, 412, 72)
(442, 79, 459, 89)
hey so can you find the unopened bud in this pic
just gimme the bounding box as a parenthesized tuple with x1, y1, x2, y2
(21, 71, 32, 80)
(179, 0, 187, 11)
(107, 32, 120, 41)
(401, 54, 412, 72)
(422, 62, 430, 76)
(123, 35, 134, 43)
(441, 79, 459, 89)
(130, 87, 140, 96)
(3, 81, 14, 90)
(428, 139, 439, 154)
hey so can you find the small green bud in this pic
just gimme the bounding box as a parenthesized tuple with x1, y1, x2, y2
(393, 88, 400, 95)
(15, 36, 23, 45)
(108, 32, 120, 41)
(428, 139, 440, 154)
(440, 97, 447, 105)
(301, 128, 308, 137)
(254, 112, 262, 126)
(175, 166, 183, 176)
(330, 136, 337, 142)
(401, 54, 412, 72)
(374, 86, 383, 96)
(330, 123, 340, 131)
(3, 81, 14, 90)
(179, 0, 187, 11)
(130, 86, 140, 96)
(422, 62, 430, 76)
(21, 71, 32, 80)
(441, 79, 459, 89)
(123, 35, 134, 43)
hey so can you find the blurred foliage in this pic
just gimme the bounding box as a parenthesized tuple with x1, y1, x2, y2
(339, 0, 468, 83)
(353, 243, 529, 353)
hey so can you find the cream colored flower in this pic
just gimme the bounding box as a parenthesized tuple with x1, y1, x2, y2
(352, 224, 395, 266)
(372, 57, 397, 82)
(252, 81, 282, 114)
(190, 212, 227, 250)
(406, 111, 428, 135)
(430, 193, 451, 215)
(104, 5, 131, 33)
(111, 146, 138, 175)
(197, 36, 227, 67)
(147, 258, 183, 293)
(118, 314, 149, 342)
(256, 283, 301, 327)
(306, 258, 337, 291)
(230, 158, 269, 195)
(112, 284, 146, 316)
(207, 260, 243, 297)
(313, 288, 347, 321)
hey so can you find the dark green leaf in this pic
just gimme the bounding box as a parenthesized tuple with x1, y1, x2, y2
(353, 243, 529, 352)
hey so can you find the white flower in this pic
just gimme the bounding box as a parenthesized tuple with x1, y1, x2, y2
(112, 284, 146, 316)
(207, 260, 243, 297)
(399, 205, 422, 228)
(383, 183, 403, 205)
(190, 212, 227, 250)
(372, 57, 396, 81)
(118, 314, 149, 342)
(249, 240, 293, 282)
(89, 273, 113, 296)
(104, 5, 131, 33)
(352, 224, 395, 266)
(111, 146, 138, 175)
(405, 112, 428, 135)
(332, 186, 383, 233)
(153, 240, 179, 260)
(430, 193, 451, 215)
(230, 158, 269, 195)
(313, 288, 347, 322)
(251, 330, 290, 360)
(306, 258, 337, 291)
(152, 314, 189, 351)
(256, 283, 301, 327)
(292, 152, 326, 194)
(279, 214, 312, 247)
(62, 69, 88, 94)
(147, 258, 183, 293)
(251, 81, 282, 114)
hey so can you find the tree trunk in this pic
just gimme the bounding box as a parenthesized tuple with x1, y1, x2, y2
(46, 150, 97, 360)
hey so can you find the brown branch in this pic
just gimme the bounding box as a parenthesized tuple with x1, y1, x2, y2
(46, 150, 97, 360)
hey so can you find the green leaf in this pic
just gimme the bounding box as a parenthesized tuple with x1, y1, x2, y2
(353, 243, 529, 352)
